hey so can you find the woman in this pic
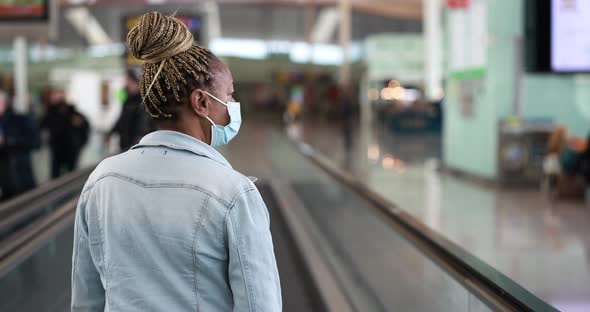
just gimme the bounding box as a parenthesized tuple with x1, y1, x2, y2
(71, 12, 281, 311)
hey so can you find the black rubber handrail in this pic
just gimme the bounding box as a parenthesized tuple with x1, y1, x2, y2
(0, 197, 77, 261)
(0, 166, 94, 236)
(0, 165, 96, 278)
(0, 199, 77, 278)
(0, 166, 93, 217)
(292, 140, 558, 312)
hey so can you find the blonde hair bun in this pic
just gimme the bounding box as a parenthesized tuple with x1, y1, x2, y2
(126, 11, 214, 119)
(127, 12, 194, 64)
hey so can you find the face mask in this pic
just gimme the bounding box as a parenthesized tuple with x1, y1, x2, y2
(203, 91, 242, 147)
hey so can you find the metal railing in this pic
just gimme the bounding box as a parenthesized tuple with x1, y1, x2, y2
(0, 166, 94, 277)
(292, 140, 558, 312)
(0, 167, 93, 237)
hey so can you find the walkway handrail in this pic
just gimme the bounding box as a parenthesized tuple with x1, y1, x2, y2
(0, 198, 78, 278)
(292, 140, 558, 312)
(0, 166, 94, 237)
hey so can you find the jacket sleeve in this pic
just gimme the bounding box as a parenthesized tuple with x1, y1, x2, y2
(226, 188, 282, 312)
(71, 190, 105, 311)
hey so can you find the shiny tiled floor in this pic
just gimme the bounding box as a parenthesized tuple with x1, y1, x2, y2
(0, 225, 73, 312)
(221, 118, 493, 311)
(292, 117, 590, 312)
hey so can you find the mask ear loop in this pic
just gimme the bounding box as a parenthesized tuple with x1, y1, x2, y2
(204, 91, 229, 107)
(205, 115, 216, 146)
(204, 116, 216, 126)
(191, 90, 217, 126)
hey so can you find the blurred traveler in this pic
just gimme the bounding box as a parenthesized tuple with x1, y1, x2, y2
(580, 134, 590, 205)
(72, 12, 281, 312)
(545, 126, 587, 177)
(543, 126, 589, 198)
(95, 81, 119, 157)
(97, 81, 111, 156)
(339, 84, 354, 152)
(110, 69, 156, 152)
(40, 86, 53, 109)
(0, 89, 41, 200)
(41, 88, 89, 178)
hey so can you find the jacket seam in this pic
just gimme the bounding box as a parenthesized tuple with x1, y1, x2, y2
(192, 195, 210, 311)
(133, 142, 231, 168)
(71, 192, 85, 307)
(228, 210, 255, 311)
(228, 188, 256, 209)
(91, 187, 112, 312)
(82, 173, 232, 207)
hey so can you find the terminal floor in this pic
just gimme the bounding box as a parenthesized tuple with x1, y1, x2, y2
(222, 119, 493, 311)
(291, 116, 590, 312)
(14, 118, 496, 311)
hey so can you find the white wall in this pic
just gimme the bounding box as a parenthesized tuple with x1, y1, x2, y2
(50, 68, 123, 132)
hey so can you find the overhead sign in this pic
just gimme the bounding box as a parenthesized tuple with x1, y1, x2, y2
(365, 33, 424, 83)
(0, 0, 47, 20)
(448, 0, 470, 8)
(448, 0, 487, 75)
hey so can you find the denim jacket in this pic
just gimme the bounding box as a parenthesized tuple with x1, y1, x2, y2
(71, 130, 282, 311)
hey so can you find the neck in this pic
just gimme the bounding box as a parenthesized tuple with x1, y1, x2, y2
(158, 117, 211, 146)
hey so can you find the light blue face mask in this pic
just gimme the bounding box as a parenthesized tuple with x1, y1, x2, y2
(203, 91, 242, 147)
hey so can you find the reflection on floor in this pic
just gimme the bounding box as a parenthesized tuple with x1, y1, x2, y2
(222, 118, 492, 311)
(293, 117, 590, 312)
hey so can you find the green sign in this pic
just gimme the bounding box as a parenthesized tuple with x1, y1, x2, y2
(365, 33, 424, 82)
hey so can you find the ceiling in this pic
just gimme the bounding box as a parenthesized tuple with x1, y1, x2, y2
(51, 2, 422, 47)
(0, 1, 422, 46)
(61, 0, 423, 19)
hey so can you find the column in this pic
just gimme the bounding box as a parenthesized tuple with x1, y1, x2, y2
(13, 36, 28, 114)
(424, 0, 443, 100)
(338, 0, 351, 85)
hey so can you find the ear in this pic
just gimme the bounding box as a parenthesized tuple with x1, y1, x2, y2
(190, 88, 210, 118)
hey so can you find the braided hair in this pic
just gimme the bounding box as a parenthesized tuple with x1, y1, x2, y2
(127, 12, 215, 119)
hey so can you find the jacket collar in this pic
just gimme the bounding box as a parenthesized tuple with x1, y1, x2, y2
(131, 130, 232, 168)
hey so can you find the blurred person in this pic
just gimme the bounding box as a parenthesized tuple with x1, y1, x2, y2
(71, 12, 281, 312)
(339, 84, 354, 152)
(543, 126, 589, 197)
(338, 84, 355, 172)
(110, 69, 156, 152)
(97, 81, 112, 156)
(545, 126, 587, 177)
(0, 89, 41, 200)
(95, 81, 120, 157)
(577, 133, 590, 204)
(283, 86, 303, 124)
(41, 88, 89, 178)
(40, 86, 53, 108)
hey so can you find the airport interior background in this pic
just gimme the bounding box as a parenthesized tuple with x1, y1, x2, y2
(0, 0, 589, 311)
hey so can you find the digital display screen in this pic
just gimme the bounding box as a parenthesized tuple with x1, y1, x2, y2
(551, 0, 590, 72)
(0, 0, 47, 20)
